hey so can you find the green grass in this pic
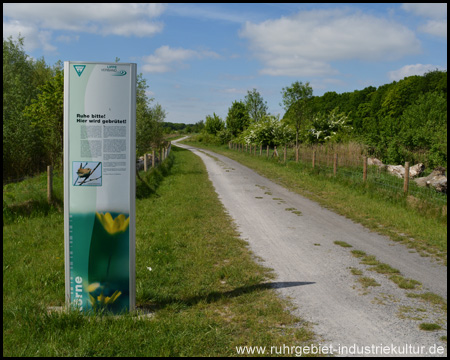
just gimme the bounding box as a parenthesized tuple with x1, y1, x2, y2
(334, 241, 353, 248)
(406, 292, 447, 312)
(357, 276, 380, 288)
(349, 267, 363, 276)
(389, 275, 422, 290)
(181, 139, 447, 264)
(3, 146, 315, 356)
(369, 263, 400, 275)
(359, 255, 380, 266)
(3, 170, 64, 224)
(349, 248, 424, 291)
(351, 250, 367, 258)
(419, 323, 442, 331)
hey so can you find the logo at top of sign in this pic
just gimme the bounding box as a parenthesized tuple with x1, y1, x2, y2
(73, 65, 86, 77)
(112, 70, 127, 76)
(101, 65, 127, 76)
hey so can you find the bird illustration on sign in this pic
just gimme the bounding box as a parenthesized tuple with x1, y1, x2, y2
(73, 162, 102, 186)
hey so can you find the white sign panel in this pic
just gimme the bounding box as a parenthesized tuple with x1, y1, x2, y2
(64, 62, 136, 313)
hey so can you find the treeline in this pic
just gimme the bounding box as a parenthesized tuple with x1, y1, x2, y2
(3, 36, 166, 183)
(304, 70, 447, 167)
(162, 121, 205, 134)
(198, 71, 447, 169)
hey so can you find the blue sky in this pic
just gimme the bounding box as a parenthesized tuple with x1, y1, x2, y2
(3, 3, 447, 124)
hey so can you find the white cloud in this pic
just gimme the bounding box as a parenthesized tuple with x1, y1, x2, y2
(166, 3, 254, 24)
(401, 3, 447, 38)
(239, 8, 422, 77)
(219, 88, 247, 95)
(142, 45, 220, 73)
(55, 34, 80, 44)
(388, 63, 446, 81)
(401, 3, 447, 20)
(3, 3, 166, 52)
(418, 20, 447, 38)
(3, 3, 166, 35)
(3, 19, 57, 52)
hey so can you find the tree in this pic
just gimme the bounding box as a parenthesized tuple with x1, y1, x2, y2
(136, 73, 166, 155)
(191, 120, 205, 133)
(3, 35, 52, 181)
(400, 91, 447, 168)
(205, 113, 224, 136)
(280, 81, 313, 149)
(244, 88, 268, 123)
(226, 101, 250, 137)
(23, 67, 64, 168)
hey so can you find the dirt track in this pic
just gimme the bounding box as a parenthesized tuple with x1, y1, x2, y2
(174, 139, 447, 357)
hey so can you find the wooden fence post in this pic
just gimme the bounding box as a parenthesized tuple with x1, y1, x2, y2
(296, 146, 299, 163)
(152, 150, 155, 168)
(363, 156, 367, 182)
(312, 151, 316, 168)
(260, 145, 262, 156)
(47, 165, 53, 203)
(333, 153, 338, 175)
(284, 145, 287, 163)
(404, 162, 410, 193)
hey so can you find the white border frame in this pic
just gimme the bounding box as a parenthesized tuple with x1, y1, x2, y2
(63, 62, 136, 312)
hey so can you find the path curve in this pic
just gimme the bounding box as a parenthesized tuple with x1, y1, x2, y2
(174, 139, 447, 357)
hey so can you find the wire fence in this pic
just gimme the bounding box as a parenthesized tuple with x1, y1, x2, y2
(229, 142, 447, 209)
(137, 142, 172, 172)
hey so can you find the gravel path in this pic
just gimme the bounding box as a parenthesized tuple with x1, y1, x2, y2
(174, 140, 447, 357)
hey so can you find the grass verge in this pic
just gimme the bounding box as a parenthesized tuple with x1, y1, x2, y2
(3, 146, 315, 356)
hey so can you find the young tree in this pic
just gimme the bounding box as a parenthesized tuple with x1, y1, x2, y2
(280, 81, 313, 149)
(205, 113, 224, 136)
(226, 101, 250, 137)
(149, 103, 166, 147)
(244, 88, 268, 123)
(23, 67, 64, 168)
(136, 73, 166, 154)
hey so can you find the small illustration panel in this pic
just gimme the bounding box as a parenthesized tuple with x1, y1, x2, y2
(73, 161, 102, 186)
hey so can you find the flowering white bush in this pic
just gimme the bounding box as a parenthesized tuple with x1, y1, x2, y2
(307, 108, 352, 144)
(238, 115, 295, 146)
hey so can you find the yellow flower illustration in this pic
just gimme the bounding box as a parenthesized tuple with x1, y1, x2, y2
(95, 212, 130, 235)
(97, 290, 122, 305)
(87, 282, 101, 293)
(87, 282, 122, 307)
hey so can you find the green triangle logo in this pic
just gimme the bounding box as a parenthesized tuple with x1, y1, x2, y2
(73, 65, 86, 77)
